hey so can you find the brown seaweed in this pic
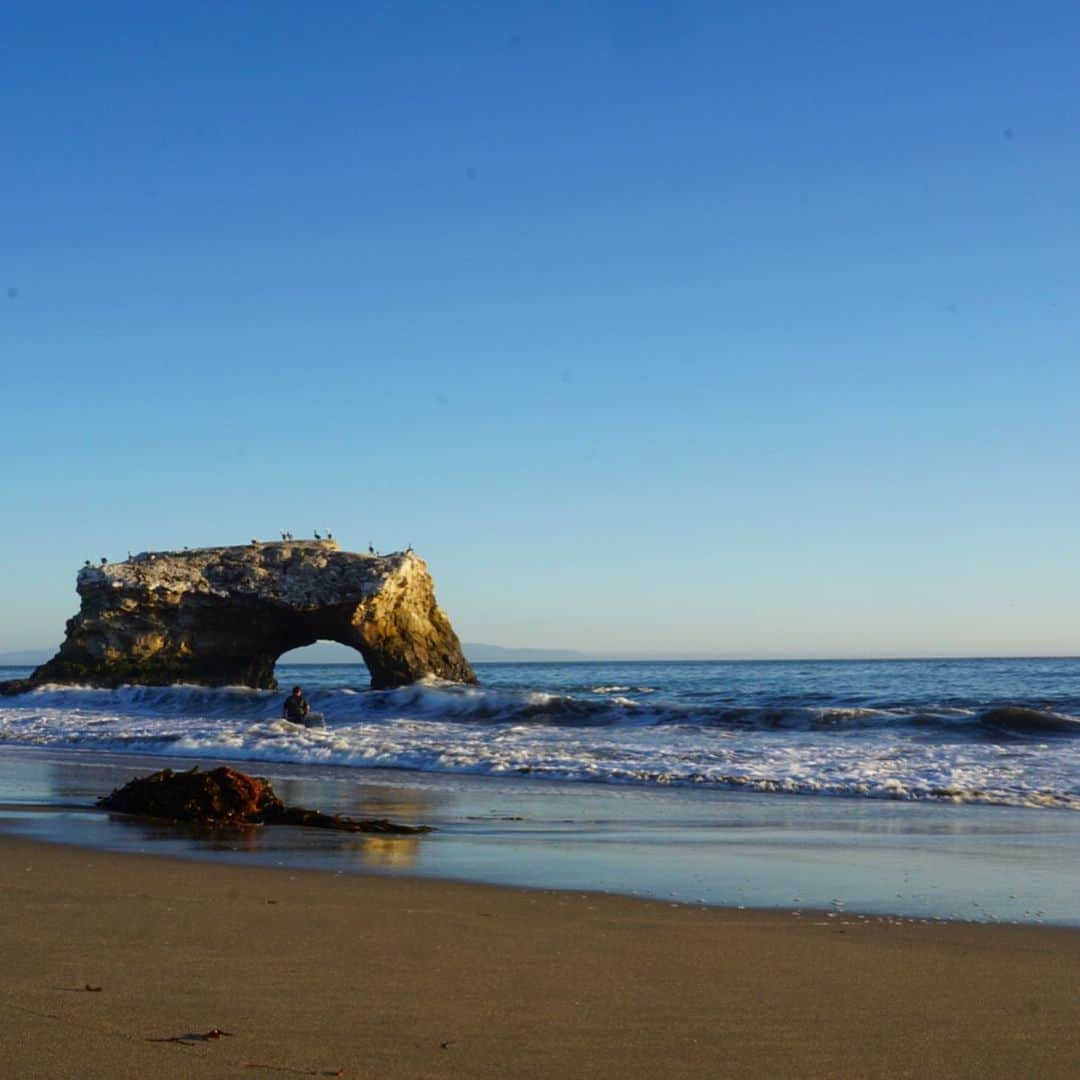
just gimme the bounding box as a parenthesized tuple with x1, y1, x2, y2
(97, 766, 432, 834)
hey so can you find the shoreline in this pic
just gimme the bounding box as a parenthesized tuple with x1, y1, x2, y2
(3, 832, 1078, 1078)
(3, 821, 1049, 932)
(2, 745, 1080, 927)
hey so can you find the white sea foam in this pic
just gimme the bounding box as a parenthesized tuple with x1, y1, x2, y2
(1, 679, 1078, 811)
(5, 657, 1080, 811)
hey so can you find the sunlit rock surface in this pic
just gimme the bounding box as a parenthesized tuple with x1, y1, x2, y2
(3, 540, 475, 692)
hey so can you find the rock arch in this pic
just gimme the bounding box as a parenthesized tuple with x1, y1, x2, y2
(3, 541, 476, 693)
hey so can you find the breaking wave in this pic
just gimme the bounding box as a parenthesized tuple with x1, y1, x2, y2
(1, 658, 1078, 811)
(7, 680, 1080, 739)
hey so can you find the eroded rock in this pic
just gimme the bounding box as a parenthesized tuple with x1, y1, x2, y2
(2, 540, 475, 692)
(97, 766, 432, 834)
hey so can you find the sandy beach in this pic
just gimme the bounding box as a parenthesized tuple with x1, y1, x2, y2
(1, 834, 1077, 1079)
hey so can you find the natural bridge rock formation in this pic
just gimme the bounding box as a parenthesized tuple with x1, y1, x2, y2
(3, 541, 475, 693)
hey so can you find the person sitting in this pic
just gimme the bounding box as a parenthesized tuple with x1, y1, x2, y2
(282, 686, 309, 723)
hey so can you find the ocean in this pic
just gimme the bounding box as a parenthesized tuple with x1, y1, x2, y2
(2, 657, 1078, 810)
(2, 657, 1079, 924)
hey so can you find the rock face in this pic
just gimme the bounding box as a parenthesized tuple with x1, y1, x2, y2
(98, 766, 432, 833)
(5, 541, 475, 692)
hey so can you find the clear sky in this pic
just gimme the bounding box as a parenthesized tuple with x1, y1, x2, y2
(2, 2, 1078, 659)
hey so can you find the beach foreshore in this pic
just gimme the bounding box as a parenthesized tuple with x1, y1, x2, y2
(1, 834, 1077, 1079)
(5, 746, 1080, 927)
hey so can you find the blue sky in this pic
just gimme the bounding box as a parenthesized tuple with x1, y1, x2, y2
(2, 1, 1078, 658)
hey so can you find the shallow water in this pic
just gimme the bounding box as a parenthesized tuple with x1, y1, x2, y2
(1, 746, 1078, 926)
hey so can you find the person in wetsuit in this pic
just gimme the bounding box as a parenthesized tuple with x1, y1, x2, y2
(283, 685, 309, 723)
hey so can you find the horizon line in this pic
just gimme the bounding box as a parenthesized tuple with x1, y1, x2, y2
(2, 651, 1078, 667)
(272, 652, 1080, 665)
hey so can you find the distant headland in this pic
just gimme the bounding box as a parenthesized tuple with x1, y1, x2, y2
(0, 540, 475, 695)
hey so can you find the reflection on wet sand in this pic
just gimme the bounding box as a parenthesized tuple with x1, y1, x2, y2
(93, 813, 426, 868)
(352, 834, 421, 868)
(103, 815, 269, 853)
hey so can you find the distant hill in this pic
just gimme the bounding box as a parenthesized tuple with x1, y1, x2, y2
(463, 643, 587, 662)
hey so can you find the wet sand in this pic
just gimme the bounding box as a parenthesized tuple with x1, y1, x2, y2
(1, 834, 1077, 1078)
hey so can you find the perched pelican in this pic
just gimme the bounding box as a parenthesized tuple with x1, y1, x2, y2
(84, 560, 91, 568)
(326, 531, 333, 540)
(100, 557, 107, 565)
(314, 530, 321, 540)
(368, 543, 376, 555)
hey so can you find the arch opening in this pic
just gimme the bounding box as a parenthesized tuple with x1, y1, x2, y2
(275, 640, 370, 669)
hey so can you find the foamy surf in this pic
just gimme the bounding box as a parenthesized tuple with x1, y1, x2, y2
(1, 658, 1078, 811)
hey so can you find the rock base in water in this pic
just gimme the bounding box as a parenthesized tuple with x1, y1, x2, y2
(96, 766, 432, 834)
